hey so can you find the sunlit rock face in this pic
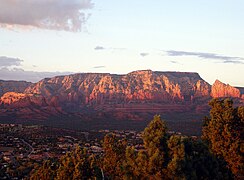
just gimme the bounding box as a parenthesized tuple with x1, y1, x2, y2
(0, 80, 32, 96)
(211, 80, 241, 98)
(0, 70, 243, 123)
(23, 70, 212, 106)
(0, 92, 47, 107)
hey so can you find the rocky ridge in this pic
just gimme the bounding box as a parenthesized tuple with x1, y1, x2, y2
(0, 80, 32, 97)
(0, 70, 243, 130)
(23, 70, 211, 106)
(211, 80, 241, 98)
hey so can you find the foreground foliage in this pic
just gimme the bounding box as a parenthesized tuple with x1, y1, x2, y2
(202, 98, 244, 177)
(31, 98, 243, 179)
(118, 115, 231, 179)
(30, 148, 102, 180)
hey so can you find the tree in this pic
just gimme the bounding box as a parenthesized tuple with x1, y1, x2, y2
(123, 115, 169, 179)
(30, 146, 101, 180)
(101, 133, 127, 179)
(142, 115, 168, 178)
(123, 146, 140, 179)
(202, 98, 244, 176)
(126, 115, 233, 179)
(183, 138, 232, 179)
(166, 135, 186, 179)
(30, 160, 57, 180)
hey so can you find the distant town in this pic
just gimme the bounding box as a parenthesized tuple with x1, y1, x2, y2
(0, 123, 144, 179)
(0, 123, 191, 179)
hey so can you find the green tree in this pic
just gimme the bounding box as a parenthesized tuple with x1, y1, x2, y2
(202, 98, 243, 176)
(142, 115, 168, 178)
(166, 135, 186, 179)
(101, 133, 127, 179)
(183, 138, 233, 179)
(123, 115, 169, 179)
(30, 160, 57, 180)
(123, 146, 136, 178)
(123, 115, 232, 179)
(30, 146, 101, 180)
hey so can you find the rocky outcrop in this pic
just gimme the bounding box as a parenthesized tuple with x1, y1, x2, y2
(0, 80, 32, 96)
(23, 70, 211, 106)
(211, 80, 241, 98)
(0, 92, 47, 108)
(0, 92, 63, 121)
(0, 70, 243, 125)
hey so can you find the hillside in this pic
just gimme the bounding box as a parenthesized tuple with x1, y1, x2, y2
(0, 70, 243, 135)
(0, 80, 32, 96)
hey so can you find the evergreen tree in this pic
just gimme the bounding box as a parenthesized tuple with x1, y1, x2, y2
(183, 138, 233, 179)
(123, 146, 137, 179)
(202, 98, 243, 177)
(101, 133, 127, 179)
(30, 146, 101, 180)
(142, 115, 168, 178)
(166, 135, 186, 179)
(30, 160, 58, 180)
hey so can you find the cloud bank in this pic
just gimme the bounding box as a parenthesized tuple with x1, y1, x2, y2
(0, 68, 73, 83)
(0, 0, 93, 31)
(0, 56, 73, 82)
(0, 56, 23, 67)
(165, 50, 244, 64)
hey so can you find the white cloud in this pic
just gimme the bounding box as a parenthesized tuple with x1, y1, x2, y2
(165, 50, 244, 64)
(0, 0, 93, 31)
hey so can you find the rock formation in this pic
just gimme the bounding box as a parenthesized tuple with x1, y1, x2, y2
(211, 80, 241, 98)
(23, 70, 211, 106)
(0, 80, 32, 96)
(0, 70, 243, 131)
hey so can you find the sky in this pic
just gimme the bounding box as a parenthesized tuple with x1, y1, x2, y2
(0, 0, 244, 86)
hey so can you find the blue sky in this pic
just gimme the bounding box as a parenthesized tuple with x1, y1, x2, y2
(0, 0, 244, 86)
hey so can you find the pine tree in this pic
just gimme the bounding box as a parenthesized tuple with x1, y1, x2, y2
(166, 135, 186, 180)
(30, 146, 101, 180)
(183, 138, 233, 179)
(141, 115, 168, 178)
(202, 98, 243, 176)
(101, 133, 127, 179)
(30, 160, 57, 180)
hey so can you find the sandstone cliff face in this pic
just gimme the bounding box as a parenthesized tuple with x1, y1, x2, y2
(0, 92, 47, 108)
(0, 70, 243, 123)
(211, 80, 241, 98)
(23, 70, 211, 107)
(0, 92, 28, 105)
(0, 80, 32, 96)
(0, 92, 63, 120)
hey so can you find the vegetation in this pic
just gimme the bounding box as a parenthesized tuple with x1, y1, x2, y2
(30, 98, 243, 179)
(202, 98, 244, 177)
(101, 134, 127, 179)
(30, 147, 102, 180)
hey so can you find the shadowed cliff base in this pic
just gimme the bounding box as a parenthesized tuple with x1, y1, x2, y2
(0, 111, 206, 136)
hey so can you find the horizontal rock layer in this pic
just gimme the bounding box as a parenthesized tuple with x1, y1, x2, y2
(0, 70, 243, 123)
